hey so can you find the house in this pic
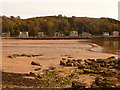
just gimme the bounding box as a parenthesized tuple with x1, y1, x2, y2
(69, 31, 78, 37)
(2, 32, 11, 37)
(103, 32, 109, 37)
(82, 32, 91, 37)
(18, 32, 29, 38)
(37, 32, 46, 38)
(54, 32, 63, 37)
(112, 31, 119, 37)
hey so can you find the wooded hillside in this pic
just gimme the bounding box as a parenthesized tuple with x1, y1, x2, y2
(1, 15, 120, 37)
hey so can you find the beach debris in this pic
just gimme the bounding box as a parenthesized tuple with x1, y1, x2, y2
(31, 61, 41, 66)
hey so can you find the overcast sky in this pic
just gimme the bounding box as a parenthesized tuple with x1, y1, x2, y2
(0, 0, 119, 20)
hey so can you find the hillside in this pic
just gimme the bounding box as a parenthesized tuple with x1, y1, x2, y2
(1, 15, 120, 37)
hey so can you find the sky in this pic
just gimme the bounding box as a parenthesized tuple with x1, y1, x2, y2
(0, 0, 119, 20)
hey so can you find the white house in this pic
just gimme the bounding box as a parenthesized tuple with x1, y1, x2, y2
(2, 32, 11, 37)
(112, 31, 119, 37)
(54, 32, 64, 37)
(69, 31, 78, 37)
(81, 32, 91, 37)
(18, 32, 29, 38)
(37, 32, 46, 38)
(103, 32, 109, 37)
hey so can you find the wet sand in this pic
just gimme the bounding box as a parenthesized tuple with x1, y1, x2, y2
(2, 39, 117, 73)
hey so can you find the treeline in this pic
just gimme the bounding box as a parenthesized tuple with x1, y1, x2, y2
(1, 15, 120, 37)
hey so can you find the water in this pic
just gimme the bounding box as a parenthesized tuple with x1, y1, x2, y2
(90, 39, 120, 55)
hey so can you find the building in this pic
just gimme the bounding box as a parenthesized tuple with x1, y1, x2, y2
(37, 32, 46, 38)
(2, 32, 11, 37)
(82, 32, 91, 37)
(112, 31, 119, 37)
(54, 32, 63, 37)
(69, 31, 78, 37)
(103, 32, 109, 37)
(18, 32, 29, 38)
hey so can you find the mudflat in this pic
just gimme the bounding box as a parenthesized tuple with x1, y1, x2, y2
(2, 39, 117, 73)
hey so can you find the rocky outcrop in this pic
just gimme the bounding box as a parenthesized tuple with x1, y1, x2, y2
(59, 56, 120, 88)
(8, 54, 43, 58)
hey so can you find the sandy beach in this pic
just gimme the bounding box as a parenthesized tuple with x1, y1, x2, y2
(2, 39, 117, 73)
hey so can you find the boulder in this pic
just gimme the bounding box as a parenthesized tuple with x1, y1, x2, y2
(108, 56, 116, 59)
(95, 77, 118, 88)
(31, 61, 41, 66)
(85, 60, 93, 65)
(8, 55, 15, 58)
(34, 68, 41, 71)
(62, 58, 66, 60)
(21, 54, 27, 56)
(27, 54, 33, 57)
(77, 59, 82, 63)
(75, 69, 84, 74)
(78, 64, 86, 69)
(66, 62, 74, 66)
(60, 60, 67, 66)
(83, 69, 94, 74)
(88, 59, 96, 62)
(96, 59, 106, 63)
(72, 79, 86, 88)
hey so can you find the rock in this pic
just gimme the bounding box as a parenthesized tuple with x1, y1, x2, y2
(48, 66, 56, 70)
(13, 54, 19, 57)
(99, 63, 106, 67)
(117, 59, 120, 64)
(58, 72, 67, 77)
(27, 54, 33, 57)
(88, 59, 96, 62)
(83, 69, 94, 74)
(72, 79, 86, 88)
(68, 56, 73, 58)
(73, 62, 79, 66)
(29, 71, 40, 76)
(31, 61, 41, 66)
(96, 59, 106, 63)
(108, 56, 116, 59)
(92, 63, 100, 68)
(95, 77, 118, 88)
(66, 62, 74, 66)
(29, 72, 36, 75)
(32, 54, 43, 57)
(85, 60, 93, 65)
(62, 58, 66, 60)
(78, 64, 86, 69)
(21, 54, 26, 56)
(8, 55, 14, 58)
(34, 68, 41, 71)
(60, 60, 67, 66)
(77, 59, 82, 63)
(67, 59, 73, 63)
(75, 69, 84, 74)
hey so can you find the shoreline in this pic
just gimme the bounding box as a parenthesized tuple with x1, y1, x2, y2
(88, 43, 103, 53)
